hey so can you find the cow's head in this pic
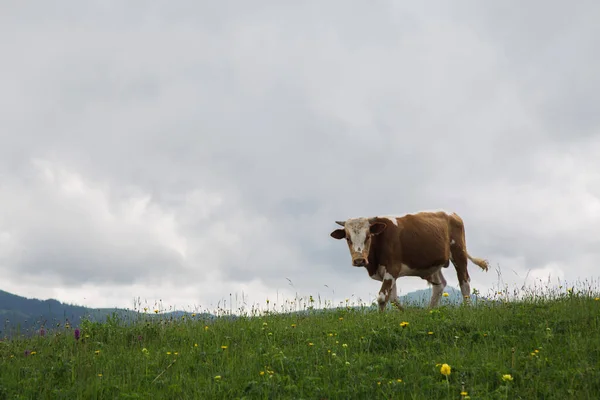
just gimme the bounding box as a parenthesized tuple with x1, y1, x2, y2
(330, 217, 387, 267)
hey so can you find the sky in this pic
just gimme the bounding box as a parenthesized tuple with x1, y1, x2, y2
(1, 1, 600, 314)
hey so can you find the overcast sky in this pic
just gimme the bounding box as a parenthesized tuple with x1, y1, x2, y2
(2, 1, 599, 313)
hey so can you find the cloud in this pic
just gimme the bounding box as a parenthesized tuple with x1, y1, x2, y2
(1, 1, 600, 311)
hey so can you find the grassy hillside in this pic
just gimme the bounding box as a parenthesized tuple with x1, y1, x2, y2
(0, 287, 599, 399)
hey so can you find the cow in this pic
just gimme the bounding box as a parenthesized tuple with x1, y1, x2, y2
(329, 210, 489, 311)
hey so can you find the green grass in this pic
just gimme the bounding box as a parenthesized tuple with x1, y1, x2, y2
(1, 286, 600, 399)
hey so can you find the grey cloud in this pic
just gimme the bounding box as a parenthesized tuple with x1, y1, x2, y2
(1, 1, 599, 309)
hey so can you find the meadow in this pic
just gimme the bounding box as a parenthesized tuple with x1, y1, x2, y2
(1, 283, 599, 399)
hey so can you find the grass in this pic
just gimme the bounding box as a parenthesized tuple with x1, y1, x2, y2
(1, 284, 600, 399)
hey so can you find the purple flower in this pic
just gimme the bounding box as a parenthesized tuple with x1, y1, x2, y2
(40, 328, 46, 337)
(24, 350, 30, 357)
(74, 328, 80, 341)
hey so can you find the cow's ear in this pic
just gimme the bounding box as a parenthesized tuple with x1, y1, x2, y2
(369, 222, 386, 235)
(330, 229, 346, 240)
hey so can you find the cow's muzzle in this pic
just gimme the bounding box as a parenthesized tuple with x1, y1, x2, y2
(352, 257, 368, 267)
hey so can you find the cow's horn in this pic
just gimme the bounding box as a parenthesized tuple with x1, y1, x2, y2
(335, 220, 345, 227)
(368, 217, 378, 223)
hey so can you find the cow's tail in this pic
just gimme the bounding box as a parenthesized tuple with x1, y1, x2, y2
(467, 252, 489, 271)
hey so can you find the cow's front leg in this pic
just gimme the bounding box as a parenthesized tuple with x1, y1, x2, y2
(376, 271, 395, 312)
(389, 281, 405, 311)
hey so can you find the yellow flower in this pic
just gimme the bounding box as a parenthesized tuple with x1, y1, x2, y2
(594, 297, 599, 301)
(214, 375, 221, 380)
(204, 326, 209, 331)
(194, 343, 198, 347)
(98, 373, 103, 377)
(191, 313, 196, 317)
(154, 309, 159, 314)
(502, 374, 513, 382)
(94, 350, 100, 355)
(400, 321, 409, 327)
(291, 324, 296, 328)
(428, 331, 433, 335)
(221, 345, 227, 350)
(440, 363, 451, 376)
(308, 342, 313, 346)
(534, 349, 539, 353)
(339, 317, 344, 321)
(461, 391, 468, 396)
(166, 351, 171, 355)
(342, 343, 348, 348)
(442, 292, 449, 297)
(397, 379, 402, 383)
(30, 351, 37, 355)
(260, 371, 265, 376)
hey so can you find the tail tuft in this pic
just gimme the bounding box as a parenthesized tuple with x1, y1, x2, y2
(467, 253, 489, 272)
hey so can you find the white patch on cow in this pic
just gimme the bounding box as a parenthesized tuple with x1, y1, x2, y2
(383, 271, 394, 281)
(450, 239, 455, 245)
(345, 218, 370, 253)
(377, 291, 386, 304)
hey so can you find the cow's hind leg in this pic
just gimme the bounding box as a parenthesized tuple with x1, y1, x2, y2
(426, 270, 447, 308)
(450, 245, 472, 305)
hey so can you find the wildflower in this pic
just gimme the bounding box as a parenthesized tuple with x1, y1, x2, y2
(342, 343, 348, 348)
(502, 374, 513, 382)
(263, 322, 268, 326)
(194, 343, 198, 347)
(339, 317, 344, 321)
(30, 351, 37, 355)
(221, 345, 227, 350)
(192, 313, 196, 317)
(461, 391, 468, 396)
(214, 375, 221, 380)
(167, 351, 171, 355)
(39, 328, 45, 337)
(142, 348, 149, 355)
(98, 374, 103, 377)
(397, 379, 402, 383)
(204, 326, 209, 331)
(428, 331, 433, 335)
(377, 382, 381, 386)
(595, 297, 599, 301)
(534, 349, 539, 353)
(400, 321, 409, 327)
(332, 353, 337, 357)
(174, 352, 179, 356)
(442, 292, 449, 297)
(440, 363, 451, 376)
(94, 350, 100, 355)
(345, 361, 350, 365)
(24, 350, 30, 357)
(74, 329, 80, 341)
(291, 324, 296, 328)
(154, 309, 159, 314)
(329, 333, 333, 337)
(260, 371, 265, 376)
(308, 342, 313, 346)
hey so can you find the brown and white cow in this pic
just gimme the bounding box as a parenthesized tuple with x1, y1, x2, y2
(330, 210, 489, 311)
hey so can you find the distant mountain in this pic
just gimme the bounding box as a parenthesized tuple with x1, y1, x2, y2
(0, 286, 489, 338)
(0, 290, 214, 339)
